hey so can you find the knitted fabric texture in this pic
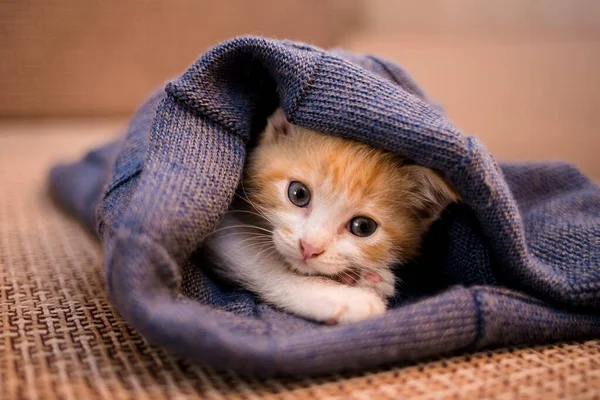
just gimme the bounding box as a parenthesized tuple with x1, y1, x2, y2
(49, 37, 600, 378)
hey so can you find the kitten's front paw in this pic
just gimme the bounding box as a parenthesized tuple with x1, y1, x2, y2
(356, 269, 396, 299)
(320, 287, 386, 324)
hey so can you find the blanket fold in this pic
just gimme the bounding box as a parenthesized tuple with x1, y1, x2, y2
(49, 36, 600, 377)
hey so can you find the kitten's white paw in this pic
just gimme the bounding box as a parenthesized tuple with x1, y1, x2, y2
(356, 269, 396, 299)
(318, 287, 386, 324)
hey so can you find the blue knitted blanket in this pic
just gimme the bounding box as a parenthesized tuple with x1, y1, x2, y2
(49, 37, 600, 377)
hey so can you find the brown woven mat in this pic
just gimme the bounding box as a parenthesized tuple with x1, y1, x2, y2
(1, 126, 599, 400)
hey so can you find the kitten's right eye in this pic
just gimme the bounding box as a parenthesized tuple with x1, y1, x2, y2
(349, 216, 378, 237)
(288, 181, 311, 207)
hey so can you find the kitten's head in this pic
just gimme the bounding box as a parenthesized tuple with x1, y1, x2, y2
(244, 109, 459, 278)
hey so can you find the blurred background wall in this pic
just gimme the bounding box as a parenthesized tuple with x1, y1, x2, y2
(342, 0, 600, 181)
(0, 0, 359, 117)
(1, 0, 598, 180)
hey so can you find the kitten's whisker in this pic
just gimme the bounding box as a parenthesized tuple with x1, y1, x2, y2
(252, 246, 278, 262)
(258, 248, 283, 265)
(233, 192, 274, 225)
(221, 242, 274, 265)
(210, 232, 271, 242)
(207, 231, 272, 241)
(225, 209, 270, 219)
(332, 262, 391, 281)
(235, 236, 274, 249)
(208, 224, 273, 236)
(206, 230, 271, 239)
(339, 269, 366, 281)
(234, 192, 257, 207)
(353, 264, 387, 273)
(215, 236, 273, 253)
(239, 181, 275, 224)
(335, 270, 355, 282)
(246, 247, 278, 266)
(236, 184, 259, 209)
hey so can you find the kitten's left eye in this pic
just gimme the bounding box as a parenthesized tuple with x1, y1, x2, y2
(349, 216, 377, 237)
(288, 181, 311, 207)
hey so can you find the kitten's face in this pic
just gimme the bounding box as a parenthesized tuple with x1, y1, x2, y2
(245, 113, 458, 279)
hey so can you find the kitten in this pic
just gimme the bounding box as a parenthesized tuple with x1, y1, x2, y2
(205, 109, 459, 324)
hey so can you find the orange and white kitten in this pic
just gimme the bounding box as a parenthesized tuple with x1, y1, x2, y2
(205, 109, 459, 324)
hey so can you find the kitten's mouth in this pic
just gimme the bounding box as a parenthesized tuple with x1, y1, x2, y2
(284, 257, 360, 285)
(284, 259, 317, 276)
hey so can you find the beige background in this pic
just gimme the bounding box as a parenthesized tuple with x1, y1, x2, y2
(1, 0, 598, 181)
(0, 0, 358, 117)
(342, 0, 600, 181)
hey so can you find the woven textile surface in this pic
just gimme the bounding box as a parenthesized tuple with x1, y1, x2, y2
(1, 130, 599, 399)
(3, 130, 600, 399)
(47, 37, 600, 377)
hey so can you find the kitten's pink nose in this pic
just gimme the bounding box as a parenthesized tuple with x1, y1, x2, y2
(299, 240, 324, 260)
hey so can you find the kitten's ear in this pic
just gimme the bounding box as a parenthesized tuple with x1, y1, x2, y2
(262, 107, 291, 144)
(404, 165, 461, 227)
